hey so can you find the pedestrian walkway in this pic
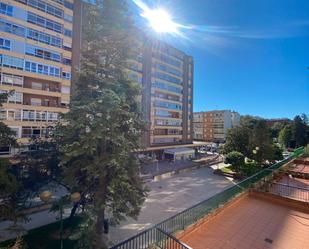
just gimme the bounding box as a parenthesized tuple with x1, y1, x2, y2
(108, 165, 233, 245)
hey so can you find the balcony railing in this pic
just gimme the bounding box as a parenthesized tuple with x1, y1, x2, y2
(110, 147, 304, 249)
(110, 227, 190, 249)
(268, 182, 309, 202)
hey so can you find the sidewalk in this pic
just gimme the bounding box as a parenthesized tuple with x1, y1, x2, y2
(0, 208, 72, 242)
(141, 154, 221, 178)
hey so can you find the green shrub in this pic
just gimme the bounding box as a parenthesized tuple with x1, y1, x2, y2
(304, 144, 309, 155)
(225, 151, 245, 173)
(241, 162, 259, 176)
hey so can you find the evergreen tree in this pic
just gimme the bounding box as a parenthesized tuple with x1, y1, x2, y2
(278, 124, 293, 148)
(292, 115, 308, 147)
(57, 1, 147, 247)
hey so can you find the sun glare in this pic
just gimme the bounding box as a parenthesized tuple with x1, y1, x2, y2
(142, 8, 179, 33)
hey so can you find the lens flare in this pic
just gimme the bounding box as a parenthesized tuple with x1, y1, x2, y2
(142, 8, 178, 33)
(132, 0, 187, 35)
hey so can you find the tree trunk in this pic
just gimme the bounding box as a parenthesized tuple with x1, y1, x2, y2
(94, 207, 106, 248)
(65, 202, 79, 226)
(95, 207, 105, 234)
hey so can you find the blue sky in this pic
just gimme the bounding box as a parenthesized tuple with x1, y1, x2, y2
(132, 0, 309, 119)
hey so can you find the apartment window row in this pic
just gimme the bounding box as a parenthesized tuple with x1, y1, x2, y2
(22, 126, 50, 138)
(0, 18, 62, 48)
(153, 92, 180, 102)
(0, 38, 10, 50)
(0, 73, 23, 86)
(0, 54, 70, 79)
(0, 90, 23, 104)
(155, 63, 182, 78)
(25, 44, 61, 62)
(155, 119, 182, 127)
(153, 52, 182, 68)
(25, 60, 60, 77)
(15, 0, 63, 19)
(0, 2, 13, 16)
(153, 71, 182, 85)
(153, 43, 184, 61)
(152, 81, 182, 94)
(153, 129, 182, 136)
(23, 110, 59, 121)
(155, 109, 181, 119)
(154, 100, 182, 110)
(27, 12, 62, 33)
(43, 0, 73, 10)
(153, 137, 181, 144)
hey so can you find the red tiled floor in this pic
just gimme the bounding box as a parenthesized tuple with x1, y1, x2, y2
(276, 175, 309, 188)
(290, 164, 309, 174)
(179, 196, 309, 249)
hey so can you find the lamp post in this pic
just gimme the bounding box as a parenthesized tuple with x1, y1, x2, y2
(39, 191, 81, 249)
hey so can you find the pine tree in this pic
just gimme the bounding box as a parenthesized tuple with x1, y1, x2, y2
(57, 1, 147, 247)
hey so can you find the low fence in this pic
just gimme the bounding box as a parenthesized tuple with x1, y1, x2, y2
(111, 227, 190, 249)
(110, 147, 304, 249)
(269, 182, 309, 202)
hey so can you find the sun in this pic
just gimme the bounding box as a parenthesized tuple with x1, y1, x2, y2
(142, 8, 179, 34)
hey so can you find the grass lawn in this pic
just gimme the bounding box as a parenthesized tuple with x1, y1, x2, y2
(0, 216, 82, 249)
(220, 166, 235, 174)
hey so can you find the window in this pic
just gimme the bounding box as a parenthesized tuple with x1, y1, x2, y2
(0, 19, 26, 37)
(64, 28, 72, 37)
(25, 44, 61, 62)
(64, 1, 73, 10)
(8, 92, 22, 104)
(0, 3, 13, 16)
(0, 146, 10, 155)
(31, 82, 42, 90)
(62, 58, 71, 65)
(22, 0, 63, 18)
(27, 12, 62, 33)
(152, 81, 182, 94)
(153, 53, 182, 68)
(155, 63, 182, 77)
(154, 100, 182, 110)
(0, 54, 24, 70)
(0, 73, 23, 86)
(27, 28, 62, 48)
(24, 60, 61, 77)
(62, 71, 71, 79)
(64, 13, 73, 23)
(0, 19, 62, 48)
(153, 71, 181, 85)
(0, 38, 11, 50)
(30, 98, 41, 106)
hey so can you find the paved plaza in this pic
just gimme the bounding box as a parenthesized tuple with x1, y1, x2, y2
(0, 164, 233, 245)
(108, 166, 234, 245)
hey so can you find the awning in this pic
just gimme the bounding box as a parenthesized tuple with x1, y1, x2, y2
(164, 147, 195, 156)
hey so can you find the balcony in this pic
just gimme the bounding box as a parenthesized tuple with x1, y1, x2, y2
(110, 148, 307, 249)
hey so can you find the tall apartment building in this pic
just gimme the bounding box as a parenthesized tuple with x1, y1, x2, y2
(0, 0, 74, 155)
(72, 0, 194, 152)
(193, 110, 240, 143)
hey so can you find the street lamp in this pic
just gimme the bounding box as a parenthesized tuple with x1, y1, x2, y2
(40, 191, 81, 249)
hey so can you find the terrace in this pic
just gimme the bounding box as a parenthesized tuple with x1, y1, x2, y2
(110, 148, 309, 249)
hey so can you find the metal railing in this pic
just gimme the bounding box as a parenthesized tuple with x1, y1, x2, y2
(111, 227, 190, 249)
(110, 147, 304, 249)
(269, 182, 309, 202)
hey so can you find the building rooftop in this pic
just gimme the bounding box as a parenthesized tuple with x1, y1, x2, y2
(179, 195, 309, 249)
